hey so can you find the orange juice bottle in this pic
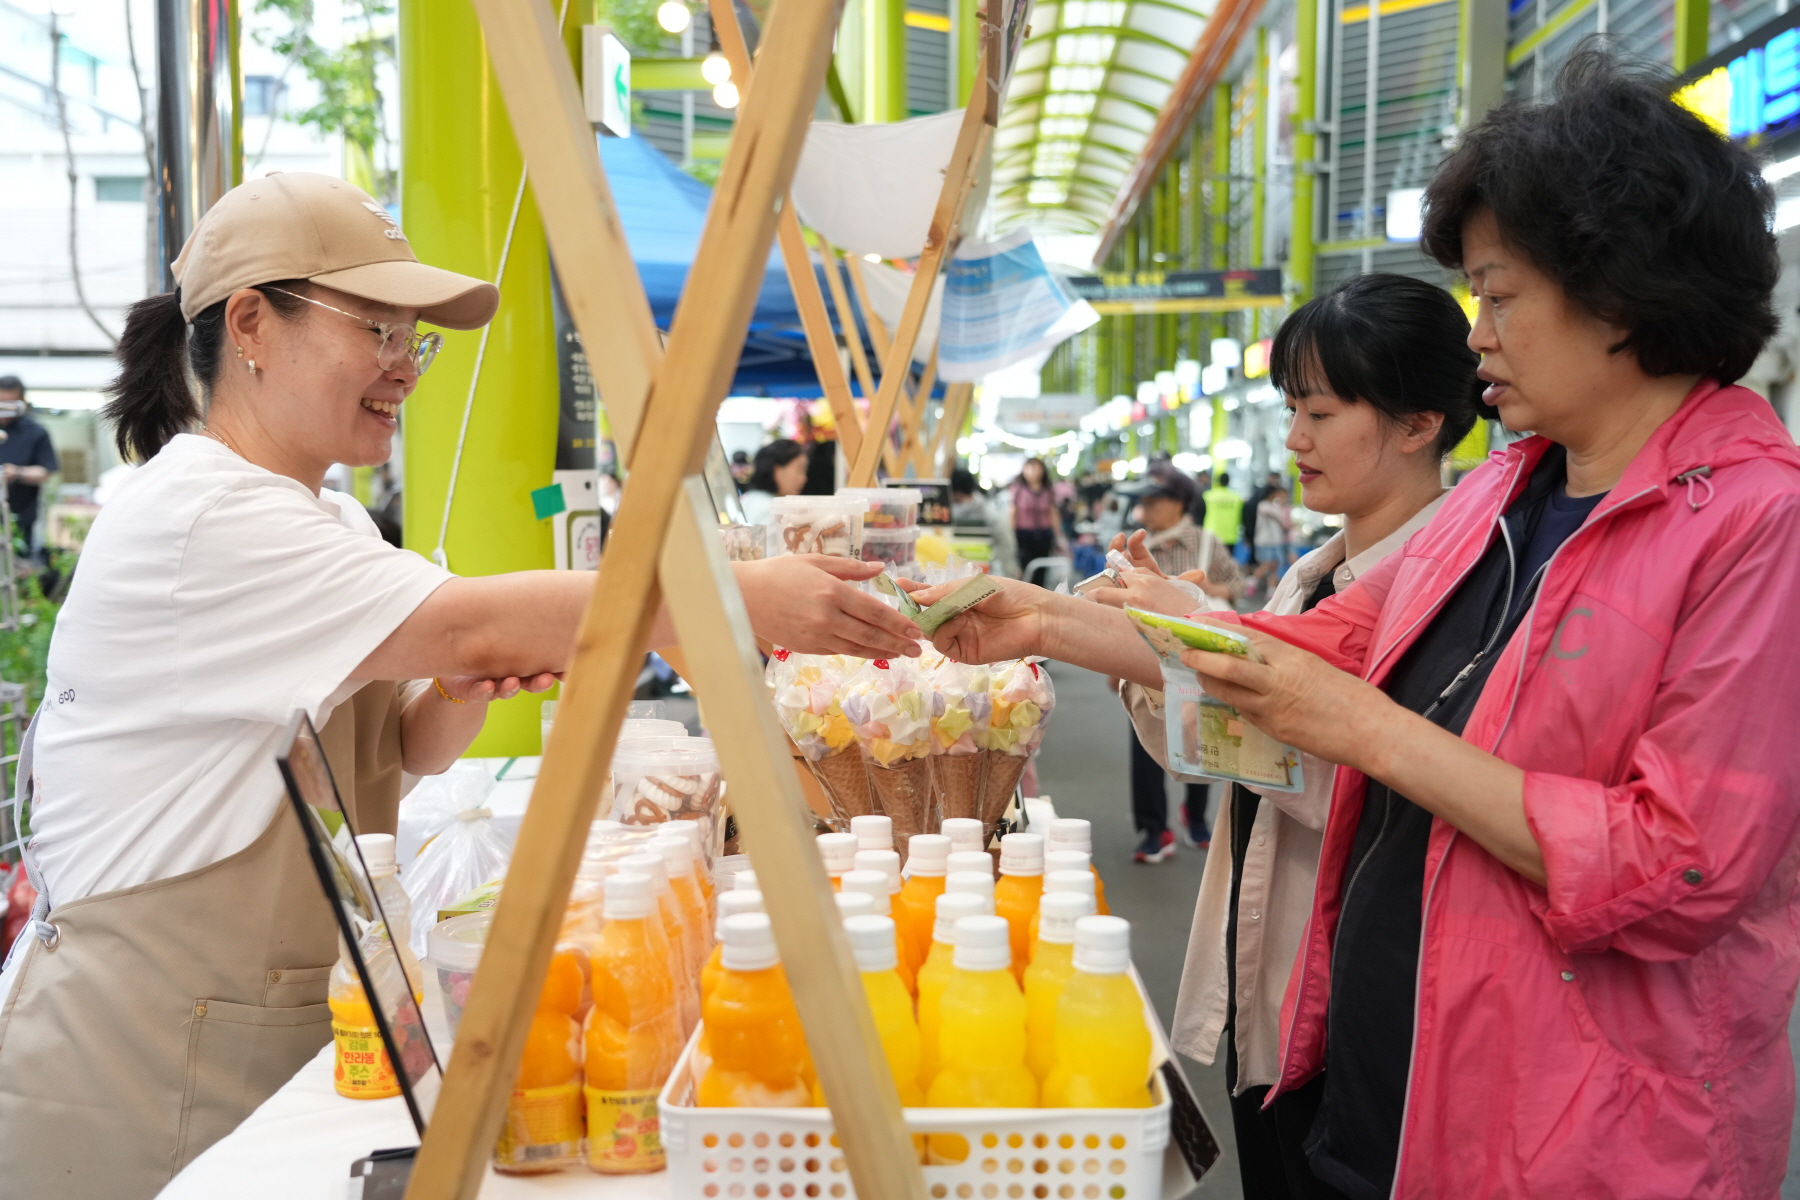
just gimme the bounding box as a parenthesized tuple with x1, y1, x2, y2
(895, 834, 949, 978)
(925, 916, 1036, 1108)
(585, 872, 685, 1173)
(994, 834, 1044, 984)
(945, 868, 996, 909)
(940, 817, 984, 856)
(817, 832, 858, 891)
(1024, 892, 1093, 1082)
(854, 849, 903, 904)
(328, 946, 401, 1100)
(835, 891, 877, 919)
(838, 868, 915, 993)
(814, 916, 924, 1106)
(698, 913, 813, 1107)
(851, 814, 894, 854)
(1027, 866, 1097, 954)
(666, 819, 714, 907)
(651, 833, 712, 974)
(1046, 819, 1108, 914)
(496, 947, 587, 1172)
(1043, 916, 1154, 1108)
(700, 889, 764, 1011)
(619, 852, 700, 1035)
(945, 849, 995, 879)
(915, 890, 991, 1092)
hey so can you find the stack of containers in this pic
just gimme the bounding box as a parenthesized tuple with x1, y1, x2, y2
(765, 495, 868, 558)
(839, 487, 922, 570)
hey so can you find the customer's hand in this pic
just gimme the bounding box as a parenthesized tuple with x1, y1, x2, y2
(1090, 571, 1204, 616)
(1107, 529, 1164, 576)
(914, 575, 1055, 664)
(734, 555, 922, 659)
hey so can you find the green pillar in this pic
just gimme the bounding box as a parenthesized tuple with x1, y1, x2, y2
(837, 0, 868, 119)
(1211, 84, 1231, 270)
(956, 0, 980, 105)
(865, 0, 907, 120)
(399, 0, 580, 756)
(1673, 0, 1710, 71)
(1251, 29, 1268, 268)
(1290, 0, 1318, 301)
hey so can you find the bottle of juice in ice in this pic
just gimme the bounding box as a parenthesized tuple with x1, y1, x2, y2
(940, 817, 984, 857)
(1046, 819, 1109, 914)
(915, 891, 992, 1092)
(817, 832, 858, 891)
(895, 834, 949, 978)
(698, 913, 813, 1107)
(651, 833, 712, 974)
(1026, 867, 1097, 956)
(1023, 892, 1093, 1081)
(1043, 916, 1154, 1109)
(585, 872, 685, 1173)
(925, 916, 1037, 1108)
(495, 946, 587, 1172)
(814, 916, 924, 1107)
(618, 852, 700, 1035)
(994, 834, 1045, 984)
(945, 849, 995, 879)
(851, 814, 894, 854)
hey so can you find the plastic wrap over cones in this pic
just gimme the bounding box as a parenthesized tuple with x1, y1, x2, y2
(768, 648, 870, 830)
(974, 659, 1056, 845)
(930, 657, 985, 823)
(842, 656, 938, 858)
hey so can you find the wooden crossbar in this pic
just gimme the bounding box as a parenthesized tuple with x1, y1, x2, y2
(406, 1, 923, 1197)
(932, 380, 974, 477)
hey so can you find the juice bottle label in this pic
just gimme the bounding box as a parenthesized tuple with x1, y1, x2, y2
(494, 1081, 585, 1169)
(332, 1021, 400, 1099)
(585, 1086, 666, 1172)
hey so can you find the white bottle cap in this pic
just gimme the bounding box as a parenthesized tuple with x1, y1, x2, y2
(355, 833, 396, 878)
(666, 818, 704, 856)
(940, 817, 985, 854)
(951, 915, 1012, 971)
(851, 814, 893, 852)
(945, 870, 996, 904)
(721, 912, 780, 971)
(999, 833, 1045, 877)
(715, 888, 763, 938)
(932, 890, 991, 944)
(835, 891, 877, 919)
(1073, 915, 1132, 975)
(619, 852, 671, 895)
(905, 834, 951, 877)
(817, 832, 859, 875)
(1043, 869, 1097, 902)
(1046, 818, 1093, 854)
(945, 850, 995, 878)
(839, 869, 891, 916)
(734, 870, 759, 892)
(651, 833, 697, 876)
(589, 819, 625, 846)
(1037, 891, 1093, 945)
(843, 914, 899, 973)
(604, 871, 657, 921)
(854, 849, 902, 894)
(1045, 850, 1091, 876)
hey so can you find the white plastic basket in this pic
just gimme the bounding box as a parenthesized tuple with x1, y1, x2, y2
(659, 1038, 1170, 1200)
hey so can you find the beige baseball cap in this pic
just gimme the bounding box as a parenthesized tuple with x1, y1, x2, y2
(171, 172, 499, 329)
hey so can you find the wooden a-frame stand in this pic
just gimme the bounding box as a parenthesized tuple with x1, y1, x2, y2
(402, 0, 932, 1195)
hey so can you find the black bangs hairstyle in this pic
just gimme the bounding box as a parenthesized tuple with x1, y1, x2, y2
(744, 438, 808, 493)
(1269, 272, 1484, 456)
(1420, 44, 1777, 383)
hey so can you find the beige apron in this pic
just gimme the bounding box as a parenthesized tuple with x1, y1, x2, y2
(0, 681, 405, 1200)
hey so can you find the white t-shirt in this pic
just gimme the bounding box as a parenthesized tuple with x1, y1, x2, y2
(29, 435, 451, 907)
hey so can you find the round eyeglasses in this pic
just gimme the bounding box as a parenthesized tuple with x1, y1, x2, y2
(265, 287, 445, 376)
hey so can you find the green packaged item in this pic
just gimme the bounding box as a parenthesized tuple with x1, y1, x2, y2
(437, 878, 503, 925)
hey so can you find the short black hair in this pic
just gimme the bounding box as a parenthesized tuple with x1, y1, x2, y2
(1421, 45, 1777, 384)
(745, 438, 807, 493)
(1270, 272, 1483, 456)
(0, 377, 21, 395)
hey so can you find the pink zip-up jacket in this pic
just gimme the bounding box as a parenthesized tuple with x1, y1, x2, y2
(1243, 381, 1800, 1198)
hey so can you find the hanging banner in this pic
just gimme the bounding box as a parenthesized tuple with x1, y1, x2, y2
(938, 231, 1099, 382)
(1063, 267, 1285, 314)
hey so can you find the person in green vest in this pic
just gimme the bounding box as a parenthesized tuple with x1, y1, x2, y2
(1202, 471, 1244, 550)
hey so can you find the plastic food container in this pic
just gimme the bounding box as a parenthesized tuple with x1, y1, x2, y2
(837, 487, 921, 531)
(427, 909, 491, 1037)
(610, 737, 727, 864)
(765, 496, 867, 558)
(720, 523, 766, 561)
(860, 526, 922, 568)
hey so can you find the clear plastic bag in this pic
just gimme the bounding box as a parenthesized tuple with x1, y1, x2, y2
(402, 806, 513, 959)
(396, 759, 493, 866)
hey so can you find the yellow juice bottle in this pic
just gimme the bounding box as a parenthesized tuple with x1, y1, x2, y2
(851, 814, 894, 855)
(667, 819, 714, 908)
(328, 952, 401, 1100)
(814, 916, 925, 1106)
(651, 833, 712, 975)
(940, 817, 985, 857)
(895, 834, 950, 978)
(915, 891, 992, 1093)
(700, 890, 764, 1012)
(496, 947, 587, 1173)
(817, 832, 859, 892)
(1043, 916, 1154, 1109)
(840, 869, 915, 994)
(1023, 892, 1094, 1081)
(698, 913, 813, 1107)
(1027, 866, 1097, 954)
(585, 872, 686, 1173)
(994, 834, 1045, 984)
(925, 915, 1036, 1108)
(619, 852, 700, 1036)
(1046, 818, 1109, 915)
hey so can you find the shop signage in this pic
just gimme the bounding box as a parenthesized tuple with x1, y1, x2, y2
(584, 26, 633, 138)
(1675, 9, 1800, 144)
(1061, 268, 1284, 315)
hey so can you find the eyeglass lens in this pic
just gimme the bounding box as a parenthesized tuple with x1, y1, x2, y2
(377, 327, 443, 375)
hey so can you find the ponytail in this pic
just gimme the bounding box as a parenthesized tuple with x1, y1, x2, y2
(104, 281, 313, 463)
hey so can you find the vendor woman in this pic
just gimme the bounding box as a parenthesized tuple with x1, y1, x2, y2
(918, 53, 1800, 1199)
(0, 172, 922, 1199)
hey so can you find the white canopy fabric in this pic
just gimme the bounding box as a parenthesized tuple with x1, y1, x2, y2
(855, 261, 944, 365)
(790, 111, 966, 260)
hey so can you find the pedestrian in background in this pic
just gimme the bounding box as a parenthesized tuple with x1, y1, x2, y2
(1008, 456, 1063, 584)
(1252, 480, 1294, 594)
(738, 438, 809, 525)
(0, 377, 60, 558)
(1201, 471, 1243, 558)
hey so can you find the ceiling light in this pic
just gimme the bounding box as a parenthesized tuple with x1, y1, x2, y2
(713, 81, 740, 108)
(656, 1, 691, 32)
(701, 51, 732, 85)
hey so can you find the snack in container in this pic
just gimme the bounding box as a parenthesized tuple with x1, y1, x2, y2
(719, 523, 766, 561)
(861, 525, 922, 568)
(837, 486, 922, 530)
(764, 495, 867, 558)
(841, 657, 938, 853)
(769, 649, 872, 829)
(428, 909, 491, 1036)
(609, 737, 727, 853)
(973, 660, 1055, 843)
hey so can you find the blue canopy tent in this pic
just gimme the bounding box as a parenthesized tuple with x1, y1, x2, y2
(598, 134, 820, 396)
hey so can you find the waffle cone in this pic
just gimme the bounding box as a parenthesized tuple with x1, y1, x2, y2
(977, 750, 1029, 848)
(867, 755, 938, 861)
(807, 749, 874, 829)
(935, 753, 983, 822)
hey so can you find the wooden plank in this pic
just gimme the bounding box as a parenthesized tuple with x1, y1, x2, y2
(901, 346, 940, 475)
(820, 239, 879, 408)
(845, 54, 992, 486)
(932, 380, 974, 477)
(411, 0, 872, 1195)
(844, 252, 892, 360)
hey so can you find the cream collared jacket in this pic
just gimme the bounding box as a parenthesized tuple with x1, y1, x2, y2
(1119, 494, 1445, 1090)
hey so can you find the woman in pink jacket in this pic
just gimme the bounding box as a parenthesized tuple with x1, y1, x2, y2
(920, 51, 1800, 1197)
